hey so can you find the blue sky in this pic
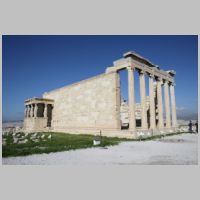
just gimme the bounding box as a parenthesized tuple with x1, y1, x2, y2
(2, 35, 198, 121)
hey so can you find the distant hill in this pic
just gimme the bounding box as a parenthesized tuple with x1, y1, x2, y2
(177, 113, 198, 121)
(2, 120, 23, 128)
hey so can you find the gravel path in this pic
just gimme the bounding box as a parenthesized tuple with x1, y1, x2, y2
(2, 133, 198, 165)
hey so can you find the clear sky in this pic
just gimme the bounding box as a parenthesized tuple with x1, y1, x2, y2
(2, 35, 198, 122)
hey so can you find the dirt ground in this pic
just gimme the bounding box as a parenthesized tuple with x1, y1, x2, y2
(2, 133, 198, 165)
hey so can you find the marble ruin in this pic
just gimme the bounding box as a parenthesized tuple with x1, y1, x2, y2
(23, 51, 177, 138)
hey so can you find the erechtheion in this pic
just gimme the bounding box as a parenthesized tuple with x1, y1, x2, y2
(23, 51, 177, 138)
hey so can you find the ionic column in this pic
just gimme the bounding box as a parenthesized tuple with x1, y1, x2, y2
(34, 103, 38, 117)
(149, 74, 156, 129)
(44, 103, 47, 118)
(127, 66, 136, 131)
(164, 80, 171, 128)
(139, 70, 148, 130)
(157, 77, 164, 129)
(30, 104, 34, 117)
(170, 83, 177, 128)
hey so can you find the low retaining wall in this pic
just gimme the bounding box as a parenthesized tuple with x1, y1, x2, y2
(48, 128, 178, 139)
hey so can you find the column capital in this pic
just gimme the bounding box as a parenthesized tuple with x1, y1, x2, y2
(164, 79, 169, 84)
(157, 77, 164, 85)
(139, 70, 145, 75)
(149, 73, 155, 78)
(157, 76, 163, 81)
(170, 82, 176, 86)
(126, 66, 131, 70)
(126, 65, 134, 71)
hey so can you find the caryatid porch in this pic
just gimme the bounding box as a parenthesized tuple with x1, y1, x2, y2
(23, 98, 54, 131)
(106, 51, 177, 132)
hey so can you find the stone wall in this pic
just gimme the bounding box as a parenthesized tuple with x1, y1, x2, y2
(23, 118, 48, 132)
(43, 72, 121, 132)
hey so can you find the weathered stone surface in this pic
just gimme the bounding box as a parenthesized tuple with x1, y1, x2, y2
(43, 72, 121, 132)
(24, 118, 48, 132)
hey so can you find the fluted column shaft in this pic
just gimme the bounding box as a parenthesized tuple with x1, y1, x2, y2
(139, 71, 148, 129)
(164, 80, 171, 128)
(149, 75, 156, 129)
(170, 83, 177, 127)
(157, 78, 164, 129)
(127, 66, 136, 131)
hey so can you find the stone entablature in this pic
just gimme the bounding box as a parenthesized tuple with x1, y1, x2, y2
(25, 97, 54, 104)
(107, 51, 175, 83)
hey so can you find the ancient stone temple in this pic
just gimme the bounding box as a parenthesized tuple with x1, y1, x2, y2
(23, 51, 177, 138)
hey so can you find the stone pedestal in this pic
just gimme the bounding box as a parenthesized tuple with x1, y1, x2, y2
(23, 117, 48, 132)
